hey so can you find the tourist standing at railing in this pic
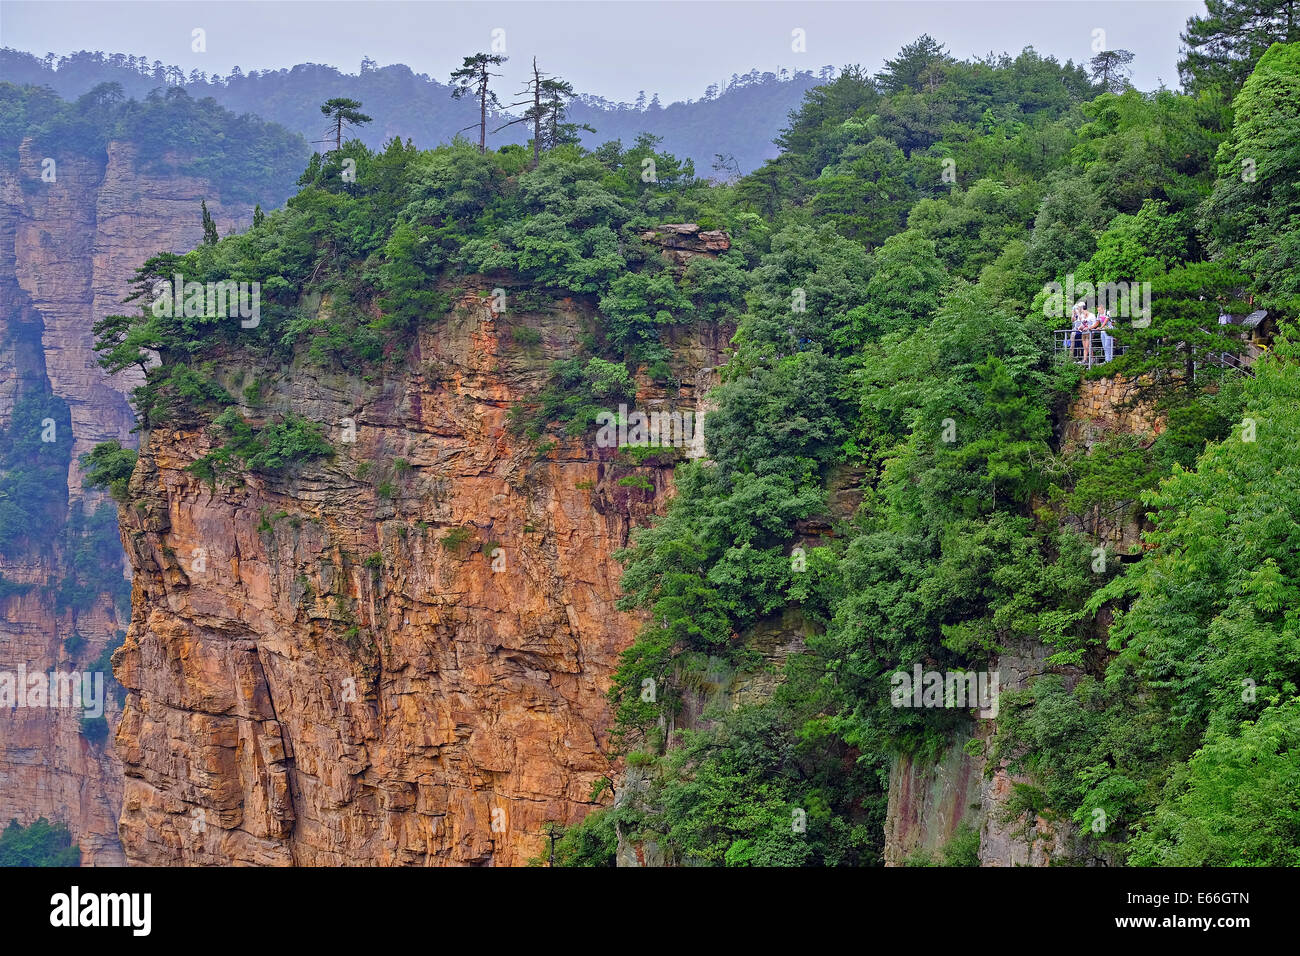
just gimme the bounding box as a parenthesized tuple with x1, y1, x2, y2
(1081, 307, 1097, 366)
(1096, 308, 1114, 363)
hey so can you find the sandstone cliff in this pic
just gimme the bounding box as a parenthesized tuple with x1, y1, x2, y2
(0, 138, 250, 865)
(113, 284, 731, 865)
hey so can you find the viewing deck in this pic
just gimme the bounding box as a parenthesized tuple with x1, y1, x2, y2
(1051, 328, 1127, 369)
(1052, 319, 1265, 378)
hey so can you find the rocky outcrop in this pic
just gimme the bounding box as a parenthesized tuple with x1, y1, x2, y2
(113, 287, 731, 866)
(0, 139, 251, 865)
(1060, 374, 1165, 554)
(639, 223, 731, 268)
(3, 141, 251, 494)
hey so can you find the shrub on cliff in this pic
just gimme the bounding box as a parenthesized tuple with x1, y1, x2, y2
(188, 411, 335, 485)
(82, 440, 138, 503)
(0, 390, 73, 558)
(547, 813, 619, 867)
(0, 818, 80, 867)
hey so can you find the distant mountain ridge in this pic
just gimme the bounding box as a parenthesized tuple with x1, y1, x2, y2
(0, 48, 833, 175)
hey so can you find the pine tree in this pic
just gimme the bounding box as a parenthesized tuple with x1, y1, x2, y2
(494, 57, 547, 166)
(319, 97, 372, 152)
(1103, 261, 1253, 399)
(450, 53, 507, 153)
(875, 34, 954, 93)
(1201, 40, 1300, 305)
(1089, 49, 1135, 92)
(1180, 0, 1300, 91)
(494, 60, 591, 162)
(538, 76, 592, 149)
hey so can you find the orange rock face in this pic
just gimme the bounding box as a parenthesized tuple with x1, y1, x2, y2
(113, 290, 730, 865)
(0, 138, 250, 866)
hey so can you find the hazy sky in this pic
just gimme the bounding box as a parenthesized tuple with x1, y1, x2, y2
(0, 1, 1206, 103)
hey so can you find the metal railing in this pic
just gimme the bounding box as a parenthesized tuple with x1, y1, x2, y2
(1052, 328, 1126, 369)
(1194, 327, 1256, 378)
(1053, 328, 1258, 378)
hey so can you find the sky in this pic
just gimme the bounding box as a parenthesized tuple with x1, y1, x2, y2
(0, 1, 1206, 103)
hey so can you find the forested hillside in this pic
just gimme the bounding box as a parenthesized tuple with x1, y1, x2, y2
(87, 14, 1300, 867)
(0, 77, 307, 205)
(0, 48, 828, 174)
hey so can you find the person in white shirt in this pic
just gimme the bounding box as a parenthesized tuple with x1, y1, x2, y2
(1095, 309, 1114, 363)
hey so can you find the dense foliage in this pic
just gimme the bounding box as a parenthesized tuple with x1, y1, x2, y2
(557, 35, 1300, 866)
(0, 818, 80, 866)
(0, 386, 130, 640)
(93, 131, 732, 433)
(0, 389, 71, 558)
(55, 502, 131, 620)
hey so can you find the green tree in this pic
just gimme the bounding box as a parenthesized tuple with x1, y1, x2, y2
(809, 136, 915, 246)
(0, 390, 73, 558)
(1180, 0, 1300, 92)
(494, 57, 548, 166)
(0, 818, 80, 866)
(875, 35, 955, 93)
(773, 65, 880, 180)
(1070, 89, 1228, 215)
(1201, 41, 1300, 306)
(1024, 175, 1115, 282)
(1074, 199, 1190, 289)
(1089, 49, 1135, 93)
(855, 231, 948, 338)
(319, 97, 372, 152)
(376, 220, 446, 331)
(1095, 261, 1251, 399)
(200, 199, 219, 245)
(537, 75, 593, 150)
(1128, 700, 1300, 865)
(450, 52, 507, 153)
(82, 440, 138, 503)
(494, 59, 592, 165)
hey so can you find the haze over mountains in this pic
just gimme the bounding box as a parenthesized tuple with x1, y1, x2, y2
(0, 48, 833, 176)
